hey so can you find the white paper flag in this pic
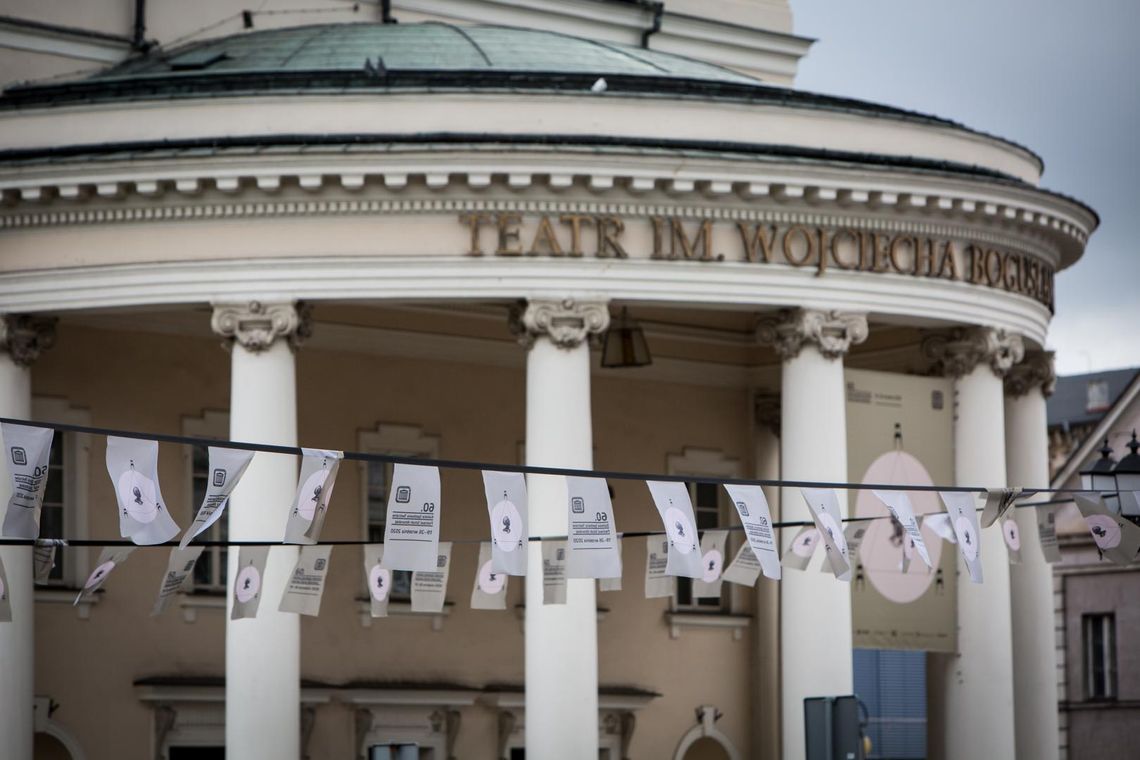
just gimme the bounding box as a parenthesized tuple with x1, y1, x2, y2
(381, 464, 441, 572)
(723, 484, 781, 580)
(721, 542, 762, 587)
(280, 545, 333, 616)
(542, 540, 568, 605)
(152, 546, 204, 616)
(646, 481, 702, 578)
(363, 544, 391, 618)
(644, 535, 675, 598)
(924, 513, 958, 545)
(33, 542, 57, 584)
(471, 542, 508, 610)
(283, 449, 343, 545)
(566, 476, 622, 579)
(1074, 495, 1140, 565)
(481, 470, 528, 576)
(0, 555, 11, 622)
(1001, 517, 1022, 564)
(1037, 504, 1062, 564)
(826, 522, 868, 576)
(75, 546, 135, 606)
(1, 423, 54, 539)
(599, 571, 623, 592)
(106, 437, 180, 545)
(231, 545, 270, 620)
(783, 525, 821, 571)
(938, 491, 984, 584)
(799, 488, 852, 581)
(180, 447, 255, 549)
(899, 516, 923, 575)
(410, 542, 451, 613)
(871, 489, 933, 568)
(692, 529, 728, 598)
(981, 488, 1022, 528)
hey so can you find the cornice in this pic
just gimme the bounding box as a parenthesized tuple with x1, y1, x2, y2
(0, 159, 1093, 261)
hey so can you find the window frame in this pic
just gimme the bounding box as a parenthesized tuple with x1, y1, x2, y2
(182, 411, 230, 594)
(358, 423, 441, 603)
(32, 397, 91, 589)
(665, 447, 742, 614)
(1083, 612, 1117, 701)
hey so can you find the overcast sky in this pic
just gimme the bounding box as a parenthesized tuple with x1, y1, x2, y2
(792, 0, 1140, 376)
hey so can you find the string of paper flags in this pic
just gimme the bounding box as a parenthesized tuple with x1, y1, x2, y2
(1, 418, 1137, 625)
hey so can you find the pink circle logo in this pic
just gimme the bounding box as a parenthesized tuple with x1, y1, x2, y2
(701, 549, 723, 582)
(478, 560, 506, 594)
(491, 500, 523, 553)
(235, 565, 261, 603)
(792, 528, 820, 558)
(368, 564, 391, 602)
(1086, 515, 1121, 550)
(117, 470, 158, 524)
(85, 560, 116, 590)
(297, 469, 330, 521)
(664, 507, 695, 554)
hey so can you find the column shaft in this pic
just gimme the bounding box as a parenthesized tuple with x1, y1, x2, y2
(226, 339, 300, 757)
(752, 416, 781, 760)
(524, 335, 598, 757)
(780, 346, 853, 760)
(944, 365, 1016, 759)
(1006, 387, 1059, 760)
(0, 355, 33, 760)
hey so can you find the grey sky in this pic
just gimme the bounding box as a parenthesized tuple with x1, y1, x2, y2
(792, 0, 1140, 375)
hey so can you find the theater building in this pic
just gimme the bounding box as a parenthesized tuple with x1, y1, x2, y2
(0, 1, 1097, 759)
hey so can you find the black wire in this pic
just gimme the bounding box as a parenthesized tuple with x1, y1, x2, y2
(1, 416, 1102, 495)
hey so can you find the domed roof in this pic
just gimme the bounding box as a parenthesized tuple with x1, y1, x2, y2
(91, 22, 762, 86)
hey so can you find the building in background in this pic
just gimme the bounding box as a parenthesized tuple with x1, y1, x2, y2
(1049, 370, 1140, 760)
(0, 2, 1098, 759)
(1047, 368, 1138, 477)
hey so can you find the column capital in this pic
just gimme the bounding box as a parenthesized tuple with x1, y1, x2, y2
(0, 314, 57, 367)
(210, 300, 311, 353)
(754, 391, 781, 437)
(922, 326, 1025, 379)
(755, 308, 868, 361)
(1005, 350, 1056, 398)
(508, 298, 610, 349)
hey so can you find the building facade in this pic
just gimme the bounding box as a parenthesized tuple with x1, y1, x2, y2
(0, 2, 1098, 758)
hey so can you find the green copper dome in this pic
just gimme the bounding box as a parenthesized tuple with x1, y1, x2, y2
(90, 22, 763, 86)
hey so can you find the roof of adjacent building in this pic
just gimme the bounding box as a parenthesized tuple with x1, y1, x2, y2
(1047, 367, 1140, 428)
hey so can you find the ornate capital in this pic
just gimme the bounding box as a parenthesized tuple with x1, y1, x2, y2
(0, 314, 57, 367)
(210, 301, 311, 353)
(1005, 350, 1056, 398)
(922, 326, 1025, 379)
(755, 308, 868, 361)
(508, 298, 610, 349)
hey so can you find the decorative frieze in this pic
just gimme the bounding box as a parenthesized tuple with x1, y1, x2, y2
(755, 308, 868, 361)
(210, 301, 312, 353)
(921, 326, 1025, 379)
(508, 299, 610, 349)
(1005, 350, 1056, 398)
(0, 314, 57, 367)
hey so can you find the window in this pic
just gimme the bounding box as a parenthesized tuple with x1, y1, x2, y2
(183, 411, 230, 594)
(190, 444, 227, 591)
(366, 460, 412, 602)
(675, 481, 723, 609)
(369, 745, 430, 760)
(1084, 613, 1116, 700)
(169, 748, 224, 759)
(359, 424, 441, 604)
(38, 433, 66, 583)
(1085, 380, 1110, 413)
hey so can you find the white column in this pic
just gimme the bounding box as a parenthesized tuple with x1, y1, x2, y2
(212, 301, 307, 759)
(513, 299, 609, 759)
(924, 327, 1023, 760)
(1004, 351, 1060, 760)
(752, 393, 781, 760)
(760, 309, 868, 760)
(0, 315, 55, 760)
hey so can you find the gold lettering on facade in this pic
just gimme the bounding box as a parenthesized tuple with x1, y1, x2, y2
(528, 215, 564, 256)
(460, 212, 492, 256)
(559, 215, 594, 258)
(671, 219, 715, 261)
(496, 213, 523, 256)
(783, 225, 815, 267)
(738, 222, 776, 263)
